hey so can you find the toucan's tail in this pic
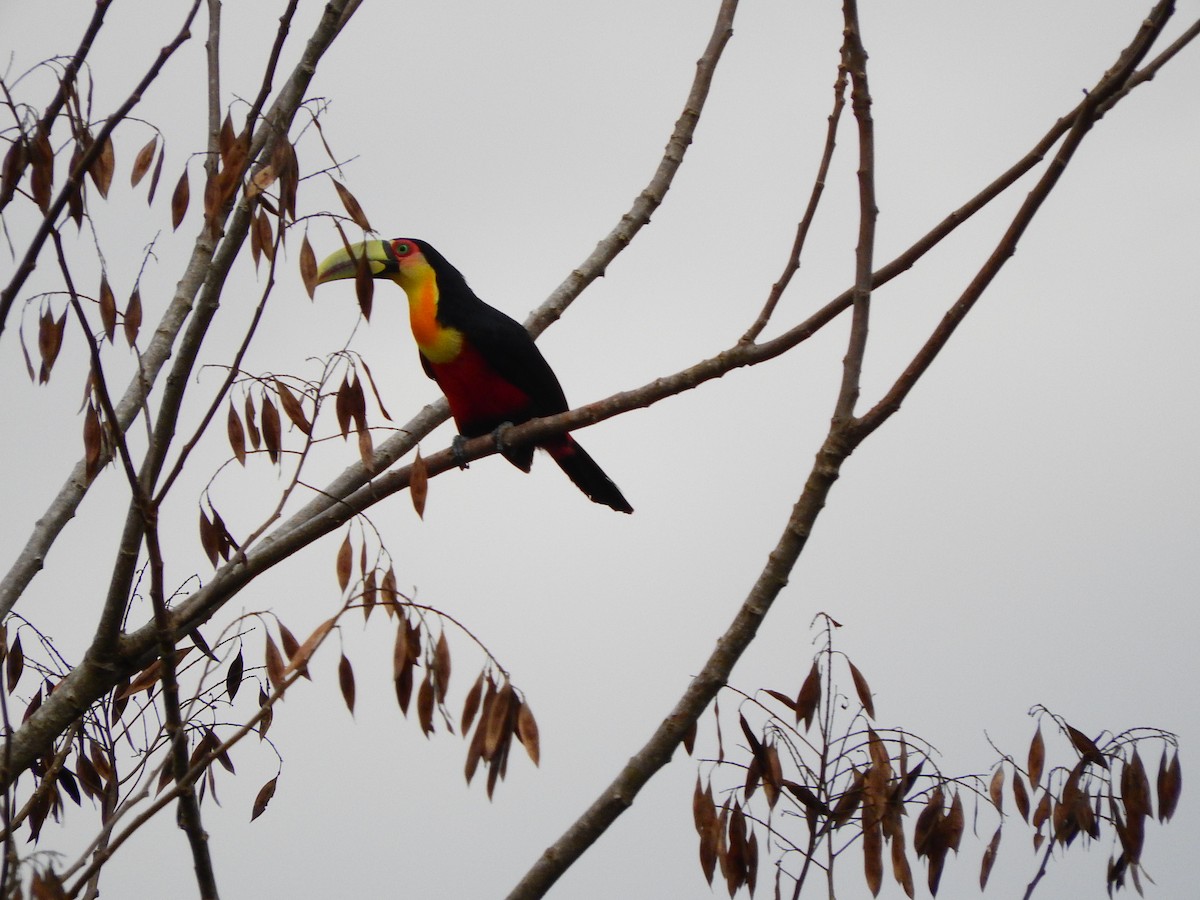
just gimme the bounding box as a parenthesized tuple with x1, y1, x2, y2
(546, 436, 633, 514)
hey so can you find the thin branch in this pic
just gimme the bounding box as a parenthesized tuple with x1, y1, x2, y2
(831, 0, 875, 427)
(0, 0, 202, 337)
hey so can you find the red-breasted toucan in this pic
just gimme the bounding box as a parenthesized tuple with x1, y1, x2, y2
(315, 238, 632, 513)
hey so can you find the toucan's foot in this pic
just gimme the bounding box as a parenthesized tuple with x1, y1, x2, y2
(451, 434, 469, 469)
(491, 421, 515, 456)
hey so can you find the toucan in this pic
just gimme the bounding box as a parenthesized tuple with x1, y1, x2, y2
(315, 238, 633, 513)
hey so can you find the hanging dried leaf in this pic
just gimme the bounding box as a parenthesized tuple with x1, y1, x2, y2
(249, 205, 262, 268)
(263, 633, 285, 692)
(1066, 723, 1107, 768)
(847, 660, 875, 719)
(260, 394, 281, 463)
(979, 825, 1002, 889)
(989, 766, 1004, 813)
(1157, 749, 1181, 822)
(0, 136, 28, 211)
(250, 776, 277, 822)
(226, 648, 244, 700)
(433, 631, 451, 702)
(147, 144, 165, 205)
(484, 681, 514, 757)
(516, 700, 540, 766)
(394, 624, 415, 714)
(256, 209, 275, 262)
(83, 402, 103, 480)
(66, 141, 85, 226)
(6, 633, 24, 691)
(410, 448, 429, 519)
(243, 393, 261, 449)
(338, 653, 355, 715)
(299, 233, 318, 299)
(332, 179, 373, 231)
(278, 621, 301, 666)
(863, 805, 884, 896)
(1013, 769, 1030, 822)
(462, 671, 485, 734)
(357, 425, 375, 472)
(274, 378, 311, 435)
(123, 287, 142, 346)
(227, 402, 246, 465)
(1028, 725, 1045, 786)
(219, 113, 235, 161)
(358, 359, 392, 420)
(354, 252, 373, 320)
(417, 671, 436, 736)
(286, 617, 335, 678)
(38, 307, 67, 383)
(89, 134, 114, 199)
(130, 135, 157, 186)
(795, 660, 821, 730)
(170, 166, 189, 229)
(30, 132, 54, 211)
(1122, 748, 1152, 819)
(336, 532, 352, 591)
(199, 507, 219, 566)
(362, 569, 377, 621)
(98, 274, 116, 342)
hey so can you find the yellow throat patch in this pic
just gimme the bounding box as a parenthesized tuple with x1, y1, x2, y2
(396, 265, 463, 364)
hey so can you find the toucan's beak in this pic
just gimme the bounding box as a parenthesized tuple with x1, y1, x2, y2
(315, 240, 397, 285)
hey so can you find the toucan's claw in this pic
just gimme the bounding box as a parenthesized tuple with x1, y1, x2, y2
(492, 422, 515, 456)
(451, 434, 469, 469)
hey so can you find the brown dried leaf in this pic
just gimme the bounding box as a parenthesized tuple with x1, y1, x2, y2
(417, 671, 436, 736)
(946, 791, 964, 852)
(199, 508, 219, 566)
(66, 141, 85, 226)
(847, 659, 875, 719)
(89, 134, 114, 199)
(979, 825, 1002, 890)
(462, 670, 485, 734)
(263, 633, 285, 692)
(260, 394, 281, 463)
(256, 209, 275, 263)
(6, 633, 23, 692)
(171, 166, 189, 229)
(286, 617, 335, 678)
(989, 766, 1004, 814)
(38, 307, 67, 383)
(338, 653, 355, 715)
(863, 807, 883, 896)
(274, 378, 312, 435)
(516, 700, 540, 766)
(250, 776, 277, 822)
(299, 233, 318, 299)
(0, 136, 28, 211)
(1066, 723, 1106, 768)
(1028, 725, 1045, 787)
(795, 660, 820, 730)
(433, 631, 451, 702)
(98, 274, 116, 342)
(411, 448, 428, 519)
(332, 179, 373, 231)
(243, 393, 260, 449)
(226, 648, 244, 701)
(1122, 749, 1152, 819)
(227, 403, 246, 465)
(336, 532, 352, 592)
(354, 252, 373, 320)
(484, 681, 514, 758)
(131, 135, 157, 187)
(147, 144, 165, 205)
(219, 113, 235, 162)
(1013, 768, 1031, 822)
(30, 132, 54, 210)
(358, 359, 393, 420)
(83, 402, 103, 480)
(123, 287, 142, 346)
(361, 569, 377, 621)
(357, 426, 375, 472)
(1157, 749, 1181, 822)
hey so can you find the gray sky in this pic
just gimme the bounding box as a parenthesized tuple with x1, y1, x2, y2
(1, 1, 1197, 897)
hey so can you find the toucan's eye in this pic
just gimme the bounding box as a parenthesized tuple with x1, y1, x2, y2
(392, 240, 412, 258)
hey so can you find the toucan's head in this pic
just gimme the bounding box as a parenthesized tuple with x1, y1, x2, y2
(315, 237, 434, 290)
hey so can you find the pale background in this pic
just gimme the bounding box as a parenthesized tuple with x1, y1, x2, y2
(1, 2, 1196, 898)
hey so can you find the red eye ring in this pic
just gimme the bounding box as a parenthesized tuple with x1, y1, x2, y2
(391, 239, 415, 258)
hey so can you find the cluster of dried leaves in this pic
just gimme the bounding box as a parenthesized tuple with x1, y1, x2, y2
(693, 618, 1182, 899)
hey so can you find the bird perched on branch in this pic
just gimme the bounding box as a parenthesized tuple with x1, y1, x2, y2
(315, 237, 633, 513)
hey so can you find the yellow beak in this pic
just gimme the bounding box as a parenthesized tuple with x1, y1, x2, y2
(314, 240, 396, 285)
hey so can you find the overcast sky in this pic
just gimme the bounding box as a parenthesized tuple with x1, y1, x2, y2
(2, 1, 1198, 898)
